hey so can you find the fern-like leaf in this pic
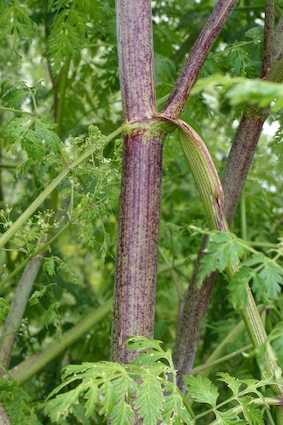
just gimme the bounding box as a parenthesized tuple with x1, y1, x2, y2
(184, 375, 219, 407)
(217, 372, 242, 395)
(214, 409, 246, 425)
(47, 7, 87, 74)
(198, 231, 245, 284)
(134, 372, 164, 425)
(240, 397, 264, 425)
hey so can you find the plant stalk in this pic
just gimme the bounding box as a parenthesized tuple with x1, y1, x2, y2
(0, 258, 42, 369)
(111, 124, 166, 363)
(111, 0, 166, 364)
(162, 0, 239, 119)
(172, 2, 283, 386)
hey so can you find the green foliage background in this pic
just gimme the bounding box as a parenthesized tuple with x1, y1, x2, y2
(0, 0, 283, 423)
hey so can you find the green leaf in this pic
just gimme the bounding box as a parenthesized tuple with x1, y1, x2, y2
(97, 379, 115, 417)
(162, 383, 192, 424)
(2, 116, 60, 160)
(83, 385, 98, 417)
(269, 125, 283, 170)
(0, 374, 16, 391)
(134, 372, 164, 425)
(44, 388, 82, 422)
(3, 386, 40, 425)
(228, 267, 250, 309)
(258, 261, 283, 299)
(127, 336, 164, 352)
(217, 373, 242, 395)
(110, 400, 135, 425)
(198, 232, 245, 283)
(43, 302, 61, 333)
(0, 297, 10, 320)
(47, 7, 87, 74)
(0, 80, 29, 108)
(214, 409, 246, 425)
(28, 287, 48, 306)
(240, 397, 264, 425)
(184, 375, 219, 407)
(0, 3, 37, 47)
(226, 79, 283, 110)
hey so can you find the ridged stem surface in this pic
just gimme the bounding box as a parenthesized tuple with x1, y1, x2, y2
(116, 0, 155, 120)
(111, 126, 165, 363)
(162, 0, 238, 119)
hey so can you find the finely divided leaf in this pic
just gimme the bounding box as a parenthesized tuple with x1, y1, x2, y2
(198, 232, 245, 283)
(240, 397, 264, 425)
(127, 336, 164, 352)
(258, 261, 283, 299)
(134, 373, 164, 425)
(97, 379, 115, 417)
(184, 375, 219, 407)
(45, 388, 82, 422)
(240, 253, 283, 302)
(214, 409, 246, 425)
(228, 267, 250, 309)
(162, 383, 192, 424)
(0, 297, 10, 320)
(217, 373, 242, 395)
(2, 116, 60, 160)
(110, 400, 135, 425)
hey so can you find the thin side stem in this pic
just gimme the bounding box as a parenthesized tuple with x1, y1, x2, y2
(272, 11, 283, 64)
(0, 403, 11, 425)
(10, 298, 112, 385)
(261, 0, 275, 78)
(222, 108, 265, 224)
(0, 258, 42, 368)
(162, 0, 239, 119)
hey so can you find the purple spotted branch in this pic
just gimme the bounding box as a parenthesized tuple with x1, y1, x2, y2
(111, 0, 238, 364)
(173, 1, 283, 389)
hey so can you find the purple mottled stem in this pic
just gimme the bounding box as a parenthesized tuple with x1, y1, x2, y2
(111, 127, 165, 363)
(273, 11, 283, 64)
(162, 0, 239, 119)
(111, 0, 162, 364)
(116, 0, 155, 120)
(222, 110, 265, 224)
(261, 0, 275, 77)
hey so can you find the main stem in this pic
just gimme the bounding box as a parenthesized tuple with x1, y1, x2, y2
(111, 125, 165, 363)
(111, 0, 165, 363)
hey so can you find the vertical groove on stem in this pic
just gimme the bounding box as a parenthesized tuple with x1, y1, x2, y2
(111, 127, 165, 363)
(261, 0, 275, 77)
(162, 0, 239, 119)
(111, 0, 163, 363)
(272, 11, 283, 63)
(116, 0, 156, 120)
(222, 110, 265, 224)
